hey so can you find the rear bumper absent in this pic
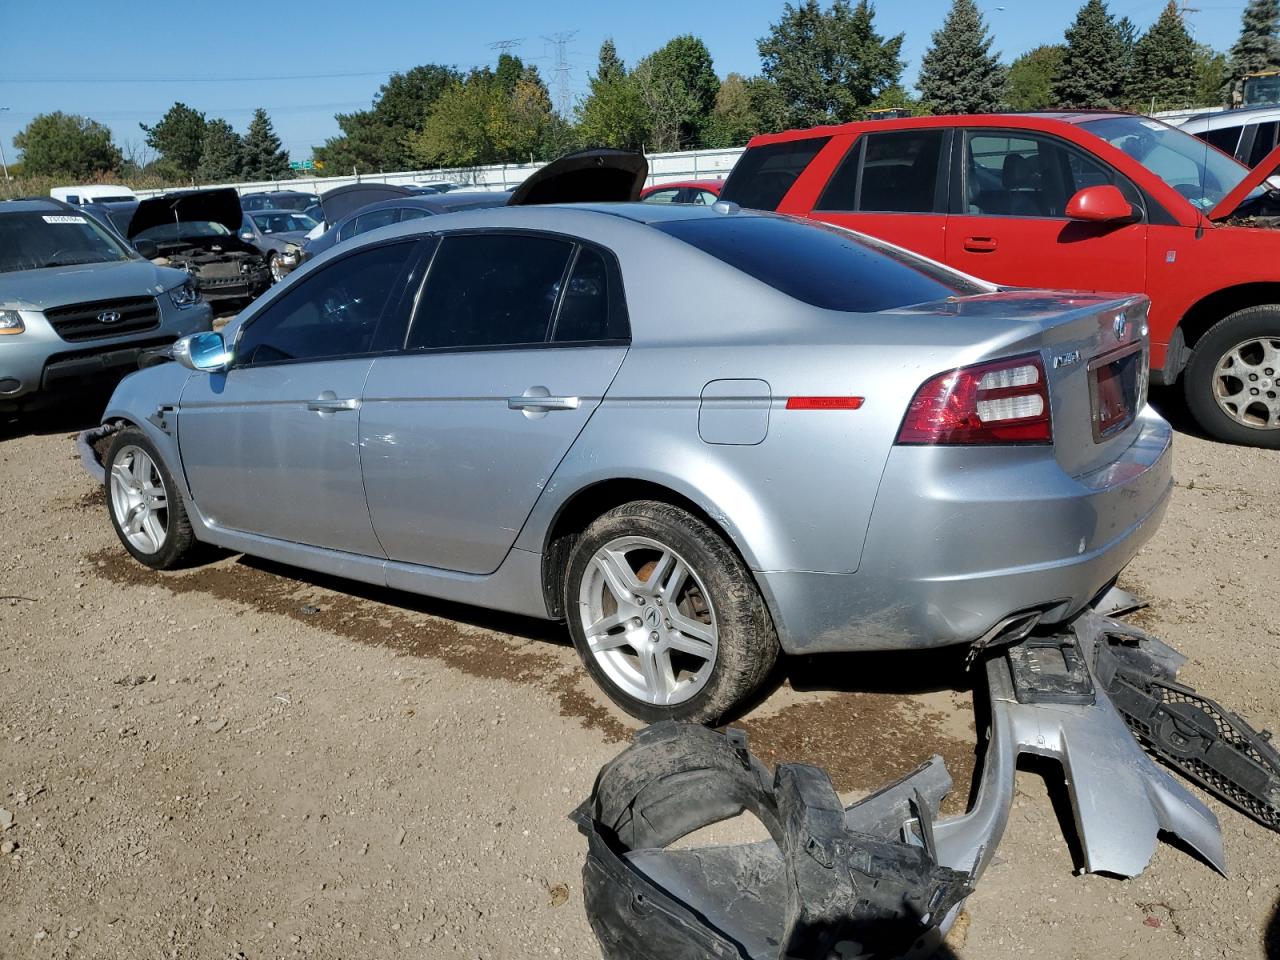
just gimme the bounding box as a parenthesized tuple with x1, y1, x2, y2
(759, 407, 1174, 654)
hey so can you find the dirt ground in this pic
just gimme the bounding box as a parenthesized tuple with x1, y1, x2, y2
(1, 393, 1277, 960)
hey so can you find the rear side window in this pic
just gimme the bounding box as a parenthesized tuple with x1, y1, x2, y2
(1201, 125, 1242, 156)
(817, 130, 945, 213)
(720, 137, 831, 211)
(1248, 121, 1279, 165)
(551, 247, 628, 343)
(655, 215, 986, 312)
(408, 234, 575, 350)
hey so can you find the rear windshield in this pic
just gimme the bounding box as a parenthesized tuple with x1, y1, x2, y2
(0, 211, 133, 273)
(719, 137, 831, 211)
(655, 214, 988, 312)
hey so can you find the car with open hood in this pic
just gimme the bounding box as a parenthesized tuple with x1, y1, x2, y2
(128, 189, 270, 304)
(719, 111, 1280, 447)
(0, 198, 212, 412)
(91, 145, 1172, 724)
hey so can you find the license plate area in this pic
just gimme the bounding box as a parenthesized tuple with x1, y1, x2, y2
(1089, 344, 1144, 443)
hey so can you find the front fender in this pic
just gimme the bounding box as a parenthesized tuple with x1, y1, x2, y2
(101, 362, 195, 500)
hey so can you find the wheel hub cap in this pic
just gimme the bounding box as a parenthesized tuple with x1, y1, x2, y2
(1212, 336, 1280, 430)
(109, 445, 169, 554)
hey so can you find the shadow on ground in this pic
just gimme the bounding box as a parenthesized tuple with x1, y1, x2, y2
(0, 393, 108, 443)
(1267, 896, 1279, 959)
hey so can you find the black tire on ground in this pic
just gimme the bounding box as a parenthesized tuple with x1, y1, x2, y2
(564, 500, 779, 725)
(104, 426, 199, 569)
(1183, 305, 1280, 449)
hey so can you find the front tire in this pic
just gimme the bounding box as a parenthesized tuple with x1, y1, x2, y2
(105, 427, 197, 569)
(1183, 305, 1280, 448)
(564, 501, 778, 724)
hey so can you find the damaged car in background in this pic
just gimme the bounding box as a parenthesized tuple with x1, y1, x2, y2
(127, 188, 270, 305)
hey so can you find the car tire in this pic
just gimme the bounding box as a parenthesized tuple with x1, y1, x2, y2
(105, 427, 198, 569)
(564, 500, 779, 725)
(1183, 305, 1280, 448)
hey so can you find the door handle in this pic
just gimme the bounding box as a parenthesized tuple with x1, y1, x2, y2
(963, 236, 998, 253)
(307, 397, 360, 413)
(507, 395, 580, 411)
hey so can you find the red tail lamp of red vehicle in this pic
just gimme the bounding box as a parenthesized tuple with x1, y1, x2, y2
(897, 353, 1052, 445)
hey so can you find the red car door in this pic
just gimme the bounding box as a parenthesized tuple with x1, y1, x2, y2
(944, 128, 1147, 295)
(782, 129, 951, 261)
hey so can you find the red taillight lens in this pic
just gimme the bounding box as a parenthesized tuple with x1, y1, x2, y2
(896, 353, 1052, 445)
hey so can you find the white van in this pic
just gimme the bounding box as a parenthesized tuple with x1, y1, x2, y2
(49, 185, 139, 206)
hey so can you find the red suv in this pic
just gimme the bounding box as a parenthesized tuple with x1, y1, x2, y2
(720, 112, 1280, 447)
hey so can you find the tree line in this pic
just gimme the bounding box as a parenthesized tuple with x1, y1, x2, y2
(13, 0, 1280, 184)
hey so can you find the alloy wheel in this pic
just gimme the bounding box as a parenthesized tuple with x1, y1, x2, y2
(109, 446, 169, 555)
(577, 536, 718, 706)
(1212, 336, 1280, 430)
(269, 255, 284, 283)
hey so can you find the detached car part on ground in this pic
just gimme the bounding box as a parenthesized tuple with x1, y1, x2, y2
(0, 198, 212, 412)
(127, 188, 270, 304)
(575, 599, 1280, 958)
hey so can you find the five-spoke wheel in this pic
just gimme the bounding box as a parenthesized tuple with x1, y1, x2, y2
(105, 427, 197, 569)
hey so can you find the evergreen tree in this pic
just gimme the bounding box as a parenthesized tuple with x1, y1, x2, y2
(13, 112, 122, 178)
(1007, 45, 1066, 110)
(577, 41, 651, 149)
(1129, 2, 1197, 109)
(917, 0, 1006, 114)
(140, 102, 207, 179)
(705, 74, 763, 147)
(1053, 0, 1128, 108)
(195, 118, 242, 183)
(1117, 15, 1140, 92)
(1193, 44, 1230, 106)
(597, 39, 625, 83)
(634, 36, 720, 150)
(758, 0, 904, 127)
(239, 108, 291, 181)
(1227, 0, 1280, 98)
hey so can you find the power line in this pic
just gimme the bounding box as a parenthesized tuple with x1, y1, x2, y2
(3, 68, 410, 85)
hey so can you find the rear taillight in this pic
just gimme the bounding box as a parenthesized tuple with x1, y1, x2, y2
(897, 353, 1052, 445)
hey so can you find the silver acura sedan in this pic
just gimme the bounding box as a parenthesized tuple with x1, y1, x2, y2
(97, 200, 1172, 723)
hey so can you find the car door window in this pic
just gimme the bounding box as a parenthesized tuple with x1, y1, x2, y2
(1201, 125, 1242, 156)
(1248, 121, 1279, 165)
(966, 133, 1078, 218)
(817, 129, 945, 213)
(399, 207, 431, 222)
(551, 246, 628, 343)
(235, 241, 417, 366)
(352, 207, 400, 237)
(407, 233, 575, 350)
(719, 136, 832, 211)
(693, 190, 719, 205)
(644, 188, 681, 204)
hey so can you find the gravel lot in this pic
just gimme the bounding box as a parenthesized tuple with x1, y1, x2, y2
(0, 393, 1277, 960)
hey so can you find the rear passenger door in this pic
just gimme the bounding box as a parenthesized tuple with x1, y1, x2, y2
(944, 128, 1147, 293)
(805, 128, 951, 260)
(359, 231, 630, 575)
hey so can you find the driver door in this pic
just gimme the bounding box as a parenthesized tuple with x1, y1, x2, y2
(178, 238, 421, 555)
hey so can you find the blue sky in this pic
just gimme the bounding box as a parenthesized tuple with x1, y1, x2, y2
(0, 0, 1252, 166)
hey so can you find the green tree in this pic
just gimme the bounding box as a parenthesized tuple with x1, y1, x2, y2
(1006, 45, 1065, 110)
(705, 74, 762, 147)
(1053, 0, 1128, 109)
(758, 0, 905, 127)
(13, 112, 122, 178)
(195, 118, 242, 183)
(577, 41, 651, 150)
(1117, 14, 1140, 93)
(1129, 1, 1197, 109)
(140, 102, 207, 179)
(239, 108, 291, 181)
(1193, 44, 1230, 106)
(917, 0, 1005, 113)
(1227, 0, 1280, 98)
(634, 36, 720, 150)
(315, 64, 461, 173)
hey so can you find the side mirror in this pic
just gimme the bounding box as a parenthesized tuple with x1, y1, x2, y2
(1065, 184, 1137, 224)
(173, 331, 230, 373)
(133, 238, 159, 260)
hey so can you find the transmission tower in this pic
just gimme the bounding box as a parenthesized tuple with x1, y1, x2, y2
(489, 38, 524, 57)
(541, 30, 578, 118)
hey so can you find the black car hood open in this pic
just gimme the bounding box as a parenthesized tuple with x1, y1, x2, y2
(318, 183, 415, 225)
(127, 188, 244, 239)
(507, 149, 648, 206)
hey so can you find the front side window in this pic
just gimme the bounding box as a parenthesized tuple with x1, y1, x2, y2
(719, 136, 832, 211)
(0, 211, 134, 273)
(817, 129, 945, 213)
(693, 190, 719, 205)
(234, 241, 416, 366)
(965, 133, 1066, 217)
(252, 212, 318, 234)
(407, 234, 575, 350)
(644, 188, 682, 204)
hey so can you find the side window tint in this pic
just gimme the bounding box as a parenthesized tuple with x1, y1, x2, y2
(552, 247, 627, 343)
(235, 242, 415, 366)
(399, 207, 431, 222)
(965, 133, 1069, 218)
(337, 219, 357, 242)
(352, 208, 400, 237)
(1202, 125, 1242, 156)
(817, 129, 944, 213)
(719, 137, 832, 211)
(1249, 121, 1279, 165)
(644, 188, 681, 203)
(408, 234, 574, 350)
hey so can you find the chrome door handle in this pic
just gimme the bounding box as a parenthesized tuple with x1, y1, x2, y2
(307, 397, 360, 412)
(507, 396, 580, 411)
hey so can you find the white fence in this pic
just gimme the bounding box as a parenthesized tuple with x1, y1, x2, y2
(133, 146, 747, 200)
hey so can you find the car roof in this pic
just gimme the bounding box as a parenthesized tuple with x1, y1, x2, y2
(242, 189, 314, 197)
(744, 110, 1138, 145)
(1179, 106, 1280, 131)
(250, 207, 312, 216)
(643, 180, 723, 191)
(335, 192, 508, 224)
(0, 198, 70, 214)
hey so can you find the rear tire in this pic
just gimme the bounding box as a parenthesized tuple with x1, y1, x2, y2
(564, 500, 778, 725)
(105, 427, 198, 569)
(1183, 305, 1280, 448)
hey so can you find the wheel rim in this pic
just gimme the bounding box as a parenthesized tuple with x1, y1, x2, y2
(109, 445, 169, 554)
(578, 536, 719, 707)
(1212, 336, 1280, 430)
(269, 255, 283, 282)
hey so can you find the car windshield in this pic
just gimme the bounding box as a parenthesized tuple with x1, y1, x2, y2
(1079, 115, 1256, 212)
(252, 212, 318, 234)
(0, 211, 134, 273)
(134, 221, 233, 241)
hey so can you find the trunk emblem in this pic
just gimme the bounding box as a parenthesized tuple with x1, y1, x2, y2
(1053, 350, 1081, 369)
(97, 310, 123, 324)
(1113, 314, 1128, 340)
